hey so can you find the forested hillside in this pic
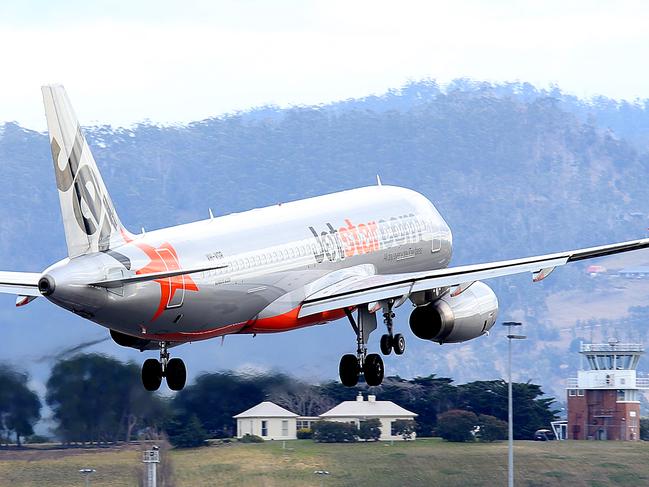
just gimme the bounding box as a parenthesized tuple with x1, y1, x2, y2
(2, 80, 649, 403)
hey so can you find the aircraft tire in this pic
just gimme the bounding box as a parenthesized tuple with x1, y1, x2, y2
(363, 353, 384, 386)
(142, 358, 163, 391)
(166, 358, 187, 391)
(339, 354, 360, 387)
(380, 334, 393, 355)
(393, 334, 406, 355)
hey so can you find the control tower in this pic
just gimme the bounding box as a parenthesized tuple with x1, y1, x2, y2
(567, 339, 649, 440)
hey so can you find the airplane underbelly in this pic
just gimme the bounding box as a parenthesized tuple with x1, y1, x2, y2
(96, 269, 324, 339)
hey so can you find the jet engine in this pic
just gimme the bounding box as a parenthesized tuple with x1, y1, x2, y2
(409, 281, 498, 344)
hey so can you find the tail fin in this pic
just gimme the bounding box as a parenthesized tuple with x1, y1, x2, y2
(41, 85, 129, 257)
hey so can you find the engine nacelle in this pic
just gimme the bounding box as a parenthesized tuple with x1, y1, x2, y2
(409, 281, 498, 344)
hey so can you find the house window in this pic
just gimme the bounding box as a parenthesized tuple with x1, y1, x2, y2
(261, 420, 268, 437)
(282, 420, 288, 436)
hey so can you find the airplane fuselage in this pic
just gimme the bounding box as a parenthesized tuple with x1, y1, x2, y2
(42, 185, 452, 342)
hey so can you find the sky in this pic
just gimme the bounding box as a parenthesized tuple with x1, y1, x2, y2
(1, 0, 649, 129)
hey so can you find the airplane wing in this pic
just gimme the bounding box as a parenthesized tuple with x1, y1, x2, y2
(89, 263, 229, 288)
(298, 237, 649, 317)
(0, 271, 41, 297)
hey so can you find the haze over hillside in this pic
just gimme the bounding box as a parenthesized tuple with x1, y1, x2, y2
(2, 79, 649, 406)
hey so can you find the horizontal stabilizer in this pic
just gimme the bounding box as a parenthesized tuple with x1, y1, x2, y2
(90, 263, 229, 288)
(0, 271, 41, 297)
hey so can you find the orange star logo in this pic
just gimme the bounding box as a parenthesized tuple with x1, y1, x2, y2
(122, 232, 199, 321)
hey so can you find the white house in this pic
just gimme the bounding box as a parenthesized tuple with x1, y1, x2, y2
(233, 401, 298, 440)
(319, 393, 417, 441)
(234, 394, 417, 441)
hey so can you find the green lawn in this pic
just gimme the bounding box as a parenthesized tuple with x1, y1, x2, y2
(2, 439, 648, 486)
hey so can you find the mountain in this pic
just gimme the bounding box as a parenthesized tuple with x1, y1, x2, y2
(2, 80, 649, 408)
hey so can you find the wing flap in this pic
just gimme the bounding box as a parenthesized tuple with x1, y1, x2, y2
(298, 237, 649, 318)
(0, 271, 41, 297)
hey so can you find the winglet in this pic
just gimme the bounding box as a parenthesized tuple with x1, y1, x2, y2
(376, 174, 382, 186)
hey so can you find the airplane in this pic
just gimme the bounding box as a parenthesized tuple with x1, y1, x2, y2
(2, 85, 649, 392)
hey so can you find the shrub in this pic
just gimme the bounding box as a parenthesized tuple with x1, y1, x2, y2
(296, 428, 313, 439)
(358, 419, 382, 441)
(436, 410, 478, 442)
(392, 419, 417, 440)
(477, 415, 508, 442)
(312, 421, 358, 443)
(24, 434, 51, 444)
(640, 418, 649, 441)
(239, 434, 264, 443)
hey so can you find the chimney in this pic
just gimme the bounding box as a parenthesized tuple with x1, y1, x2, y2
(356, 393, 364, 402)
(368, 395, 376, 402)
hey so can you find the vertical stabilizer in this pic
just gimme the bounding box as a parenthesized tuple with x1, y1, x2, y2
(41, 85, 128, 257)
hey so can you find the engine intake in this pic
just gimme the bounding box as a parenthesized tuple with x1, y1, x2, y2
(409, 281, 498, 344)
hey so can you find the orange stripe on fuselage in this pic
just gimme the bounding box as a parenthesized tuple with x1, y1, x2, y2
(141, 306, 348, 342)
(244, 307, 348, 333)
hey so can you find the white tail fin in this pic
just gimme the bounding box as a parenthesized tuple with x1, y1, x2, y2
(41, 85, 128, 257)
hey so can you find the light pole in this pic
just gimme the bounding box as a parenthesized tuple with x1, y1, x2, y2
(314, 470, 330, 487)
(79, 468, 96, 487)
(502, 321, 526, 487)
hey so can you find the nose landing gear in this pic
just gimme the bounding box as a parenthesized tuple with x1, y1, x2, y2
(141, 342, 187, 391)
(379, 306, 406, 356)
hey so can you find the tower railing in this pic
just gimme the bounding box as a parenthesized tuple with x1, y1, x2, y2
(581, 343, 644, 353)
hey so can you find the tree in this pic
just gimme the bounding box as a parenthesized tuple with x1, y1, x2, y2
(171, 371, 293, 438)
(392, 419, 417, 440)
(167, 414, 208, 448)
(358, 419, 381, 441)
(456, 380, 557, 439)
(0, 366, 41, 446)
(436, 410, 478, 442)
(269, 384, 334, 416)
(477, 415, 507, 442)
(46, 354, 166, 444)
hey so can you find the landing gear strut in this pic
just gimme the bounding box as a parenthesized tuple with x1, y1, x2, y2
(339, 308, 384, 387)
(141, 342, 187, 391)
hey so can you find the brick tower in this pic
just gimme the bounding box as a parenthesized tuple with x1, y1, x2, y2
(567, 339, 648, 440)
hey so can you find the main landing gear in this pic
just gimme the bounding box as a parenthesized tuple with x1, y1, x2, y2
(141, 342, 187, 391)
(339, 302, 406, 387)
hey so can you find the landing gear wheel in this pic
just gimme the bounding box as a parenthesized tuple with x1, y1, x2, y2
(393, 333, 406, 355)
(166, 358, 187, 391)
(142, 358, 163, 391)
(380, 334, 393, 355)
(363, 353, 384, 386)
(339, 354, 360, 387)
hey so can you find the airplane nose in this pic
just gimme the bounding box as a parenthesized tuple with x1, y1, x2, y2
(38, 275, 56, 296)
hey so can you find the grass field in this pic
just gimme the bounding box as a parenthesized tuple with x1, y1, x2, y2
(1, 439, 648, 486)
